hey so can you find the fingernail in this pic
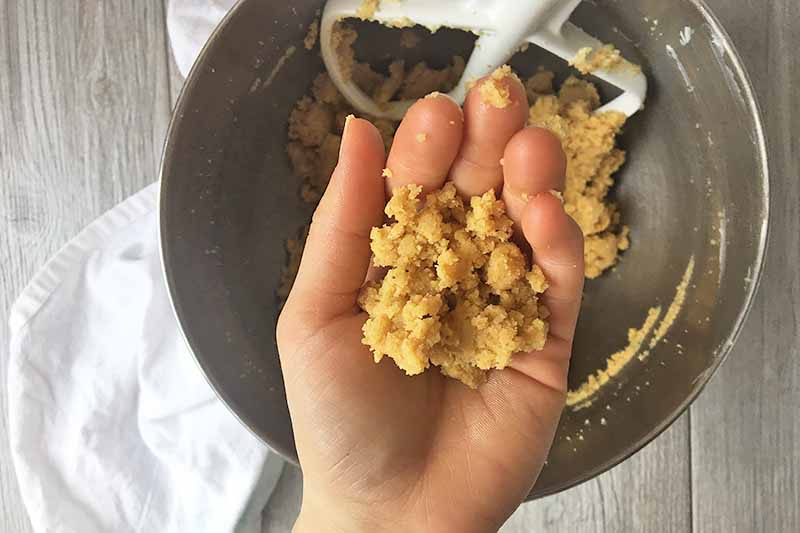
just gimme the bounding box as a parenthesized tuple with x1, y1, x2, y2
(339, 114, 355, 158)
(548, 189, 564, 203)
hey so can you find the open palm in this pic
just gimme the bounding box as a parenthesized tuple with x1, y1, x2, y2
(277, 74, 584, 533)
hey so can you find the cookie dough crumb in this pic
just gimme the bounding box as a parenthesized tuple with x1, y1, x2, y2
(549, 189, 564, 202)
(359, 183, 549, 388)
(416, 132, 428, 143)
(382, 167, 393, 178)
(304, 18, 319, 50)
(570, 44, 640, 75)
(491, 64, 518, 82)
(386, 17, 415, 29)
(357, 0, 379, 19)
(478, 65, 515, 108)
(649, 257, 695, 348)
(331, 23, 359, 79)
(425, 91, 442, 99)
(571, 45, 621, 74)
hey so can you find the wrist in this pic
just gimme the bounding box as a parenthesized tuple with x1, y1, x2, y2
(294, 488, 501, 533)
(294, 491, 395, 533)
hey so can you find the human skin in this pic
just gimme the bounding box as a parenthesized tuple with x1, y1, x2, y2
(277, 73, 585, 533)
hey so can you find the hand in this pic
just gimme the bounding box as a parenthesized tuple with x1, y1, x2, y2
(277, 74, 584, 533)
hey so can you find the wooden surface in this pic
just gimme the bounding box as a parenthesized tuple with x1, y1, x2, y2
(0, 0, 796, 531)
(689, 2, 800, 532)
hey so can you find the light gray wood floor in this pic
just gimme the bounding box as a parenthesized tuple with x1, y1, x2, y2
(1, 1, 797, 531)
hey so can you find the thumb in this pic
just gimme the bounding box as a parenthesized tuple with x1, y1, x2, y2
(285, 116, 386, 324)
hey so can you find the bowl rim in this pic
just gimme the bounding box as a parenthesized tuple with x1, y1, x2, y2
(533, 0, 771, 497)
(158, 0, 771, 499)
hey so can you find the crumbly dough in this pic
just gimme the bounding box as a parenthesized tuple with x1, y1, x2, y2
(569, 44, 642, 76)
(356, 0, 379, 20)
(478, 65, 517, 108)
(303, 19, 319, 51)
(525, 73, 630, 278)
(358, 183, 549, 388)
(570, 45, 623, 74)
(284, 23, 631, 297)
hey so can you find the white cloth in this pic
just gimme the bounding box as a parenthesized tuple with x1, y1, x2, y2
(167, 0, 237, 77)
(7, 3, 285, 532)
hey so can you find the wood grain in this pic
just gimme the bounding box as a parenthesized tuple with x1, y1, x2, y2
(0, 1, 172, 532)
(166, 31, 185, 107)
(689, 1, 800, 532)
(503, 418, 691, 532)
(262, 466, 303, 533)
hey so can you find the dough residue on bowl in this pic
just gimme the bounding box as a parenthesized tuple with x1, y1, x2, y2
(303, 18, 319, 50)
(567, 306, 662, 409)
(566, 257, 696, 409)
(359, 183, 550, 388)
(526, 72, 631, 278)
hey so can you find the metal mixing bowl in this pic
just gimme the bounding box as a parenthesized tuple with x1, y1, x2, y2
(159, 0, 769, 497)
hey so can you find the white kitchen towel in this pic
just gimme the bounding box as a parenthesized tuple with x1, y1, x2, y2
(167, 0, 237, 77)
(8, 185, 284, 533)
(7, 3, 287, 532)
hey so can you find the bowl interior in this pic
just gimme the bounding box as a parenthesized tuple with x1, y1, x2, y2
(160, 0, 768, 497)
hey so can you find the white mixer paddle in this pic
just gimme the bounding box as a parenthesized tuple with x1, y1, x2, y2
(320, 0, 647, 121)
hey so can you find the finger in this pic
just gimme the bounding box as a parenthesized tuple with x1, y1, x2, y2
(448, 70, 528, 198)
(508, 337, 572, 395)
(385, 94, 464, 194)
(286, 117, 386, 323)
(501, 127, 567, 226)
(521, 193, 585, 343)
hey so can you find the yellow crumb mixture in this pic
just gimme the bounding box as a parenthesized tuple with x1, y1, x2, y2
(358, 183, 549, 388)
(356, 0, 379, 20)
(478, 65, 517, 108)
(285, 25, 632, 297)
(526, 72, 630, 278)
(570, 45, 623, 74)
(303, 19, 319, 51)
(566, 306, 661, 409)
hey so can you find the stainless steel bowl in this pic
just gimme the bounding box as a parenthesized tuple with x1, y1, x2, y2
(159, 0, 769, 497)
